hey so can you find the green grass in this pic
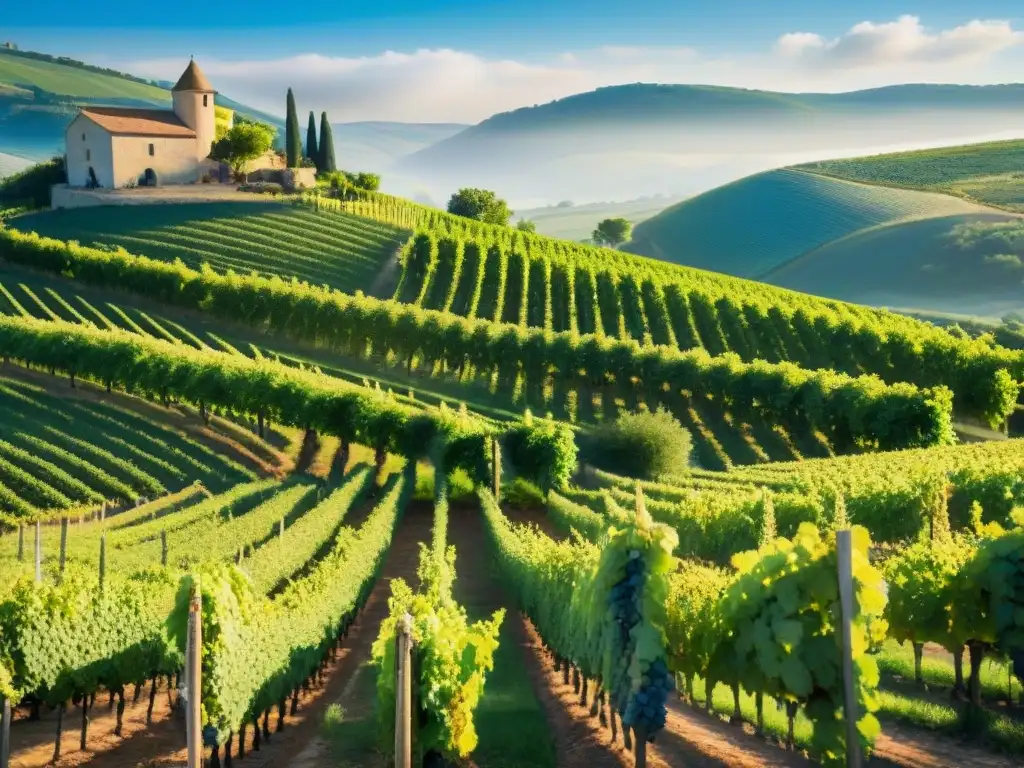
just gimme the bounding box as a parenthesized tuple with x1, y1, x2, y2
(627, 168, 985, 279)
(0, 50, 169, 101)
(796, 139, 1024, 213)
(11, 203, 410, 296)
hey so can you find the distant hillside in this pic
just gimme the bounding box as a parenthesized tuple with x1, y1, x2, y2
(0, 48, 274, 160)
(0, 151, 31, 179)
(397, 82, 1024, 203)
(795, 139, 1024, 212)
(331, 121, 467, 171)
(626, 169, 986, 276)
(626, 140, 1024, 320)
(515, 195, 683, 241)
(0, 48, 463, 174)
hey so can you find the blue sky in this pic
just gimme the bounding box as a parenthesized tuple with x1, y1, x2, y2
(5, 3, 1024, 122)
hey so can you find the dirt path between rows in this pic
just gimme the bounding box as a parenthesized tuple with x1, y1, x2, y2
(284, 501, 433, 768)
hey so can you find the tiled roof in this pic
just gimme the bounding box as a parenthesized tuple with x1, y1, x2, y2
(79, 108, 197, 138)
(172, 59, 215, 93)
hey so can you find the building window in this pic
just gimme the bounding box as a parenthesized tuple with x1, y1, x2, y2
(86, 149, 90, 161)
(149, 144, 155, 156)
(203, 94, 208, 107)
(82, 133, 86, 141)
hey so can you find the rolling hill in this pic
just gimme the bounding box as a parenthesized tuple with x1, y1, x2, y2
(396, 82, 1024, 203)
(0, 151, 30, 179)
(627, 140, 1024, 320)
(795, 139, 1024, 212)
(0, 48, 467, 173)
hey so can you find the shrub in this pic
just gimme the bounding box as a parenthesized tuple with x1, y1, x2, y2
(0, 157, 66, 209)
(583, 408, 692, 479)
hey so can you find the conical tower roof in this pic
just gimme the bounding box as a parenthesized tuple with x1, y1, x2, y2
(172, 58, 215, 93)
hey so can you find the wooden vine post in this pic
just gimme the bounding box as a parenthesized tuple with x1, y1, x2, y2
(16, 525, 23, 562)
(161, 530, 168, 567)
(1, 695, 11, 768)
(394, 613, 413, 768)
(99, 534, 107, 592)
(186, 582, 203, 768)
(491, 436, 501, 503)
(58, 517, 68, 579)
(836, 530, 862, 768)
(34, 521, 41, 584)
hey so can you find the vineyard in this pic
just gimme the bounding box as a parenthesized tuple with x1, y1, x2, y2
(12, 203, 408, 296)
(1, 175, 1024, 768)
(796, 139, 1024, 213)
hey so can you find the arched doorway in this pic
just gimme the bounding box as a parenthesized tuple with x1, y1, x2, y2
(143, 168, 158, 187)
(87, 167, 98, 188)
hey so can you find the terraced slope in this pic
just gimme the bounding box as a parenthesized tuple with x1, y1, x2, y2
(796, 139, 1024, 212)
(11, 202, 409, 296)
(0, 371, 258, 522)
(625, 168, 986, 278)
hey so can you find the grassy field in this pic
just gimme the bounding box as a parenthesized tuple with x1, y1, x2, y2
(515, 196, 684, 241)
(0, 50, 169, 101)
(626, 168, 985, 278)
(796, 139, 1024, 212)
(12, 203, 410, 296)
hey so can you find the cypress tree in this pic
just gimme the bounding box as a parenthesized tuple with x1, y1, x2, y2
(285, 88, 301, 168)
(305, 111, 318, 166)
(318, 112, 337, 173)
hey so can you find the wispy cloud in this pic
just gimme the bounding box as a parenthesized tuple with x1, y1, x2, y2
(775, 15, 1022, 67)
(118, 15, 1024, 123)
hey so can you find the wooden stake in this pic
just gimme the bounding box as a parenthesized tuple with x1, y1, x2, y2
(634, 726, 648, 768)
(1, 696, 11, 768)
(279, 518, 285, 540)
(59, 517, 68, 579)
(394, 613, 413, 768)
(836, 529, 862, 768)
(491, 436, 501, 502)
(186, 583, 202, 768)
(53, 702, 65, 763)
(34, 521, 41, 583)
(99, 534, 106, 591)
(161, 530, 168, 567)
(16, 526, 23, 562)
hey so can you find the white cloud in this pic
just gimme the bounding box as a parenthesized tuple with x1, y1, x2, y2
(118, 15, 1024, 124)
(775, 15, 1022, 68)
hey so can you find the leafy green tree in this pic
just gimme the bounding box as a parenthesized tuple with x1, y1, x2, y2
(305, 111, 318, 166)
(446, 188, 512, 226)
(319, 112, 337, 173)
(349, 171, 380, 191)
(592, 217, 632, 248)
(210, 123, 275, 179)
(285, 88, 301, 168)
(516, 219, 536, 233)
